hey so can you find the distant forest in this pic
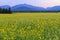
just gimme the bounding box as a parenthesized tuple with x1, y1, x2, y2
(0, 7, 60, 14)
(0, 7, 12, 14)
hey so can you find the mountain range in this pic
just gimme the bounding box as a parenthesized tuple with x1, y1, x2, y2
(0, 4, 60, 11)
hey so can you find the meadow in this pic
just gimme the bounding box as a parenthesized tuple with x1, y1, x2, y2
(0, 12, 60, 40)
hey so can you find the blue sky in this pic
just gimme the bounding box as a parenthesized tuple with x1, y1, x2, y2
(0, 0, 60, 8)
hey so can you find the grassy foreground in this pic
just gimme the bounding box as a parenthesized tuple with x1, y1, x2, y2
(0, 13, 60, 40)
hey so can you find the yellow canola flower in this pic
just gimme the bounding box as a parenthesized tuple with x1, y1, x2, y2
(0, 29, 4, 33)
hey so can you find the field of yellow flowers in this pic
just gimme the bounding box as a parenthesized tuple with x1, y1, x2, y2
(0, 13, 60, 40)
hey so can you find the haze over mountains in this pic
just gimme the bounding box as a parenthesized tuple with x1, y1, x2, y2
(0, 4, 60, 11)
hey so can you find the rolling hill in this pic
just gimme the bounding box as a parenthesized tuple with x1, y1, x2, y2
(47, 6, 60, 11)
(0, 5, 10, 9)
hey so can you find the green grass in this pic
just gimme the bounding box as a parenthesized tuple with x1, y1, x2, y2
(0, 13, 60, 40)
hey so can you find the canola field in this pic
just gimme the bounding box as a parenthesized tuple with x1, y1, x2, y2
(0, 13, 60, 40)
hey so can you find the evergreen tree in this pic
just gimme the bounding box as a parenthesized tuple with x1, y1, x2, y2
(8, 8, 12, 13)
(0, 8, 3, 13)
(0, 7, 12, 14)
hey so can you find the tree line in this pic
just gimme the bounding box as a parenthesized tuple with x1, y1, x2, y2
(0, 7, 12, 14)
